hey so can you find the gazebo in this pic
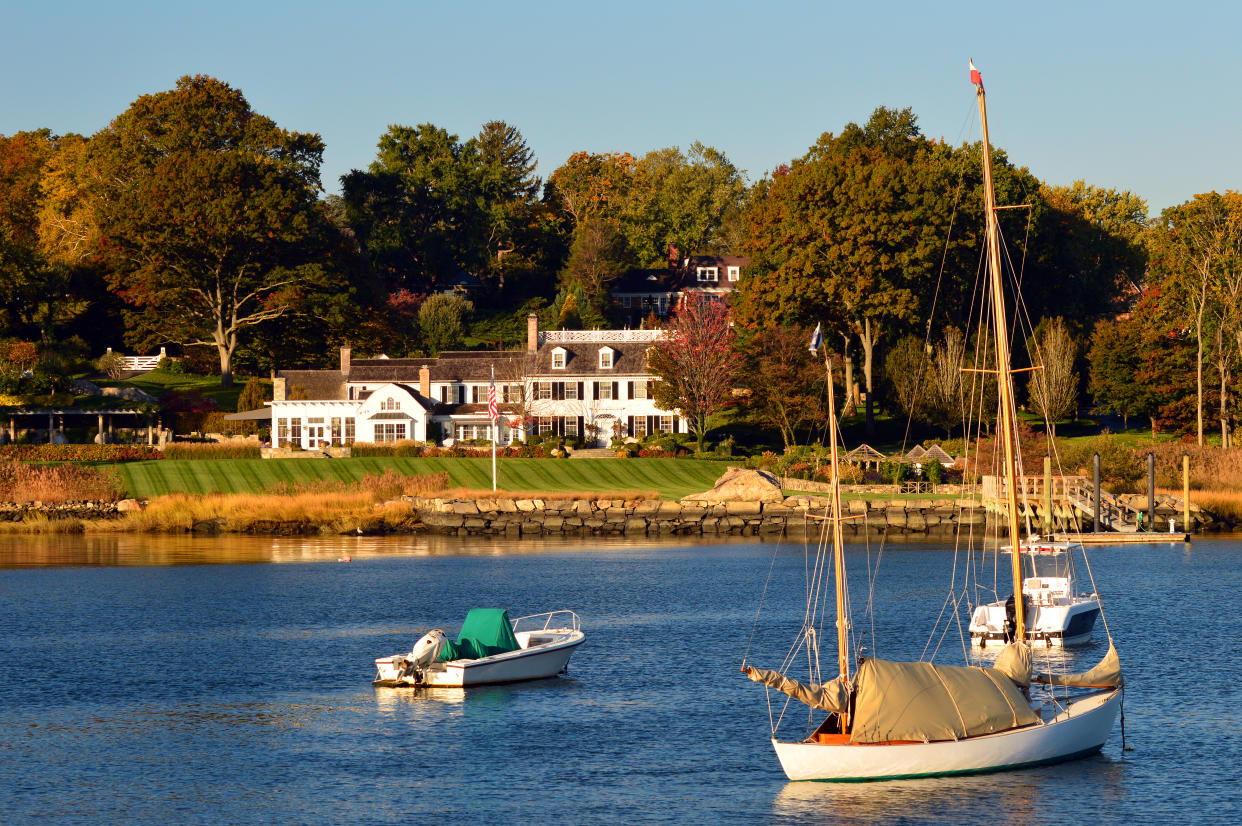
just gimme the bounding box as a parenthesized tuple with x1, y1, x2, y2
(845, 443, 887, 470)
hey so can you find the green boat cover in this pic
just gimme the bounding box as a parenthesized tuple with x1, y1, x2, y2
(437, 609, 522, 661)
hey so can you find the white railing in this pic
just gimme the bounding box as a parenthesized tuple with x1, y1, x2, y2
(540, 329, 665, 344)
(510, 609, 580, 633)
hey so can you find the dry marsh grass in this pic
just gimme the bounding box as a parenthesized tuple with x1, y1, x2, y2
(0, 460, 125, 504)
(113, 491, 419, 533)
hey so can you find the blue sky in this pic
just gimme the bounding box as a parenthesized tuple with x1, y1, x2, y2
(4, 0, 1236, 214)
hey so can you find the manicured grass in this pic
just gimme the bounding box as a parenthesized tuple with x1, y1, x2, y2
(111, 457, 730, 501)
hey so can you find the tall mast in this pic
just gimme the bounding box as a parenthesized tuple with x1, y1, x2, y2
(822, 349, 850, 684)
(972, 61, 1026, 641)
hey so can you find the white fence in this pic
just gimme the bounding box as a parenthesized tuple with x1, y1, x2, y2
(108, 346, 166, 372)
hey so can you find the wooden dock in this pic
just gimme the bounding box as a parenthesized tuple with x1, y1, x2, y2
(1052, 531, 1189, 545)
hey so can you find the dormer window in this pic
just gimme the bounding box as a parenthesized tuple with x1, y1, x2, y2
(696, 266, 718, 282)
(551, 347, 567, 369)
(727, 266, 740, 282)
(599, 348, 614, 369)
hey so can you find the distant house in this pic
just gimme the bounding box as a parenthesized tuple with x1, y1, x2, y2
(266, 315, 687, 451)
(611, 254, 748, 327)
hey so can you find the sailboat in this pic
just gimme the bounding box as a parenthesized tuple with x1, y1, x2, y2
(741, 61, 1124, 782)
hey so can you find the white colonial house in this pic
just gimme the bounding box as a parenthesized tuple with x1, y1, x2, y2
(265, 315, 688, 451)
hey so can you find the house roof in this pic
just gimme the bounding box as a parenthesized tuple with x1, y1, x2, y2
(277, 369, 345, 400)
(349, 351, 528, 383)
(530, 340, 652, 377)
(612, 254, 750, 295)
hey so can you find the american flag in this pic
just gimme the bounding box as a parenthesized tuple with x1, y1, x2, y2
(487, 376, 499, 423)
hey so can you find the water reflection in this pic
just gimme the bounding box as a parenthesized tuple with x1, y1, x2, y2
(770, 754, 1126, 824)
(373, 686, 467, 707)
(0, 532, 700, 569)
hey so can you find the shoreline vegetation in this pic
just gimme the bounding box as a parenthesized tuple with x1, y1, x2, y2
(0, 444, 1236, 535)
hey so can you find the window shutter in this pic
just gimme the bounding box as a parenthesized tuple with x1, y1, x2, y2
(577, 416, 584, 437)
(578, 382, 584, 399)
(673, 418, 679, 434)
(628, 416, 634, 436)
(612, 382, 618, 399)
(627, 381, 633, 399)
(648, 415, 655, 434)
(593, 382, 599, 400)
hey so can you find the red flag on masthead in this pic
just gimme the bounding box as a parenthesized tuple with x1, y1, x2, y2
(969, 59, 983, 88)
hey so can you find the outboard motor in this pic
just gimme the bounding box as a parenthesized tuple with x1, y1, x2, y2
(409, 629, 447, 668)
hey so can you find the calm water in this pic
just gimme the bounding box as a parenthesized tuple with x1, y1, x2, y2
(0, 531, 1238, 825)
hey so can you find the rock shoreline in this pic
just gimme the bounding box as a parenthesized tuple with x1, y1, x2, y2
(0, 493, 1220, 535)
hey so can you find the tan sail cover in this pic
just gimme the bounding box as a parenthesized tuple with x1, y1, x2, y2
(742, 665, 849, 714)
(992, 642, 1033, 688)
(1034, 644, 1124, 688)
(850, 658, 1039, 744)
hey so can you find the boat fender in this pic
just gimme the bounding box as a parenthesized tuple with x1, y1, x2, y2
(410, 629, 448, 667)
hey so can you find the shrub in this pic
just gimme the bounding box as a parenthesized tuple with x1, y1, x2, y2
(156, 356, 186, 374)
(0, 444, 161, 462)
(96, 351, 128, 380)
(163, 442, 261, 460)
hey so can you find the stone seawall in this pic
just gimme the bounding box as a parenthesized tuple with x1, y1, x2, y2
(0, 500, 132, 521)
(402, 495, 993, 538)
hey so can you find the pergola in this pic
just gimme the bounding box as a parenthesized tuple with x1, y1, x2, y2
(1, 407, 152, 444)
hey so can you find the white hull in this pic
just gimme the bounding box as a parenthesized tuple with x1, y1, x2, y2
(970, 596, 1100, 647)
(374, 627, 584, 687)
(772, 689, 1120, 781)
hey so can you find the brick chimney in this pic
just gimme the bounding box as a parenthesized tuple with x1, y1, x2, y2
(527, 313, 539, 352)
(339, 346, 351, 374)
(272, 376, 287, 402)
(419, 364, 430, 398)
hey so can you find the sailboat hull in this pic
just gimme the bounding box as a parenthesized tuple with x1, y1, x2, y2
(772, 688, 1120, 781)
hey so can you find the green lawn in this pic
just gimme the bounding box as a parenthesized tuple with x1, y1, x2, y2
(112, 457, 730, 500)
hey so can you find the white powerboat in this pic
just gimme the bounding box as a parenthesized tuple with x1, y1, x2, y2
(969, 540, 1101, 647)
(373, 609, 584, 688)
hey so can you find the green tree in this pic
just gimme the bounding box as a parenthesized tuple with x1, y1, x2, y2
(1088, 317, 1149, 430)
(618, 143, 745, 267)
(343, 123, 487, 294)
(419, 292, 473, 355)
(81, 75, 336, 387)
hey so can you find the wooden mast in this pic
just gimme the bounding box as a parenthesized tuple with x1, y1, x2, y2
(973, 61, 1026, 641)
(823, 352, 850, 686)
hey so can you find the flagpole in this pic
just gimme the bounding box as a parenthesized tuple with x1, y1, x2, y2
(491, 366, 498, 492)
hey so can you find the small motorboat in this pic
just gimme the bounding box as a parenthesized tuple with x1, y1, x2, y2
(969, 540, 1100, 647)
(373, 609, 585, 687)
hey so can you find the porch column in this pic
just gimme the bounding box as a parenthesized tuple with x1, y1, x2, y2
(48, 412, 54, 444)
(97, 413, 105, 444)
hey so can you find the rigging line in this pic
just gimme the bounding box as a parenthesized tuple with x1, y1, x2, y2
(742, 533, 785, 667)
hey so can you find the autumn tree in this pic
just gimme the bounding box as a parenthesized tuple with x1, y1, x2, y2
(1146, 191, 1242, 445)
(1025, 318, 1080, 438)
(740, 324, 828, 448)
(0, 130, 99, 344)
(648, 293, 738, 452)
(79, 75, 336, 387)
